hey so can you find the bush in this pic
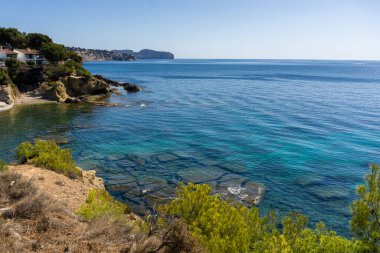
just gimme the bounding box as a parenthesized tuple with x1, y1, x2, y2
(161, 183, 360, 253)
(76, 188, 130, 220)
(0, 69, 10, 85)
(67, 50, 83, 63)
(0, 159, 8, 172)
(46, 61, 92, 81)
(5, 58, 25, 80)
(351, 163, 380, 251)
(16, 140, 82, 179)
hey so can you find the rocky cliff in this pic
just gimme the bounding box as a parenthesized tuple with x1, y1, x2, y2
(0, 80, 20, 111)
(41, 76, 112, 103)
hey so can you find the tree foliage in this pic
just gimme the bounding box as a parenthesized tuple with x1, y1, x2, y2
(0, 27, 26, 48)
(161, 182, 371, 253)
(16, 140, 82, 179)
(0, 69, 11, 85)
(67, 50, 83, 63)
(41, 42, 68, 63)
(25, 33, 52, 50)
(351, 164, 380, 251)
(0, 159, 7, 172)
(46, 60, 92, 81)
(5, 58, 25, 80)
(76, 188, 131, 220)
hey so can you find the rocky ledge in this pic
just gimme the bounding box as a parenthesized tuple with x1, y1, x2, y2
(94, 75, 142, 92)
(38, 75, 112, 103)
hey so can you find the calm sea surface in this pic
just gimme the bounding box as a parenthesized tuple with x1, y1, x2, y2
(1, 59, 380, 234)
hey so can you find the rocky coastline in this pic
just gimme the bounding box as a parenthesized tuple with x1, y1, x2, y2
(0, 73, 142, 112)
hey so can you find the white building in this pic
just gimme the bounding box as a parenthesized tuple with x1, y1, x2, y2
(14, 48, 41, 65)
(0, 46, 18, 61)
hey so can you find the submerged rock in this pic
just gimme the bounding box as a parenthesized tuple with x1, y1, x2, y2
(308, 185, 350, 200)
(177, 168, 225, 183)
(216, 181, 265, 206)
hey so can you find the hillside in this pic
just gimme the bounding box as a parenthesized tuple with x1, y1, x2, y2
(67, 47, 174, 61)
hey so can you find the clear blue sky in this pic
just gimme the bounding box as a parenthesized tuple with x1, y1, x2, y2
(1, 0, 379, 60)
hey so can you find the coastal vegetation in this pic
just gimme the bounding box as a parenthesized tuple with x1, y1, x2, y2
(0, 159, 7, 171)
(76, 188, 131, 220)
(16, 140, 82, 179)
(0, 141, 379, 252)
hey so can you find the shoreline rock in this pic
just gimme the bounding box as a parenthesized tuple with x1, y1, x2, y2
(94, 74, 142, 92)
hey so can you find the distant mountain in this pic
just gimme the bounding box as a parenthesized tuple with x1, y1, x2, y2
(67, 47, 174, 61)
(135, 49, 174, 59)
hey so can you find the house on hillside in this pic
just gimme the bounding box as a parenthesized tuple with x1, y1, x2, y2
(0, 46, 18, 61)
(14, 48, 43, 65)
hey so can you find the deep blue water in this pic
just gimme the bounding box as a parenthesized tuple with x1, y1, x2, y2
(1, 59, 380, 235)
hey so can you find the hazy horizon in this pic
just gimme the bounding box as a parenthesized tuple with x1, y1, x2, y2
(1, 0, 379, 60)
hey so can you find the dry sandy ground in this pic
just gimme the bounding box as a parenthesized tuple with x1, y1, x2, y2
(0, 165, 146, 253)
(9, 165, 104, 212)
(0, 94, 56, 113)
(15, 94, 57, 106)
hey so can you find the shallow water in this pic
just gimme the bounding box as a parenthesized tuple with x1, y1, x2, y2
(1, 59, 380, 234)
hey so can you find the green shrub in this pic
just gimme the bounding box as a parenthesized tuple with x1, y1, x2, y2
(351, 163, 380, 251)
(46, 61, 92, 81)
(46, 64, 72, 81)
(5, 58, 25, 80)
(0, 159, 8, 171)
(76, 188, 130, 220)
(16, 140, 82, 179)
(67, 50, 83, 63)
(0, 69, 10, 85)
(161, 183, 361, 253)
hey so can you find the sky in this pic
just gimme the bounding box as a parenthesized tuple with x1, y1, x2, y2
(1, 0, 380, 60)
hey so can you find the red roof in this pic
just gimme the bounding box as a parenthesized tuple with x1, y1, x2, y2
(3, 49, 17, 55)
(15, 48, 39, 54)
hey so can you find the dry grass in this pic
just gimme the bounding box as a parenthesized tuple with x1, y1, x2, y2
(0, 167, 205, 253)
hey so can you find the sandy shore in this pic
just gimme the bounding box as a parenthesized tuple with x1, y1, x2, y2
(15, 94, 57, 106)
(0, 94, 56, 112)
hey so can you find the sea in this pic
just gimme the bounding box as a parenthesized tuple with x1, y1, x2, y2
(1, 59, 379, 235)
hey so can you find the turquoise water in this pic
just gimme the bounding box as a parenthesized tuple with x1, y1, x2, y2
(1, 59, 380, 234)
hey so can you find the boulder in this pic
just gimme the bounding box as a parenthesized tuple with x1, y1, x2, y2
(42, 81, 69, 102)
(0, 83, 18, 105)
(63, 76, 111, 97)
(93, 75, 121, 86)
(123, 83, 141, 92)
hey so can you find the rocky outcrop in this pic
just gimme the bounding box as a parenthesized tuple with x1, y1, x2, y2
(123, 83, 142, 92)
(94, 74, 142, 92)
(0, 84, 17, 105)
(41, 81, 69, 103)
(62, 76, 110, 97)
(41, 76, 111, 103)
(0, 83, 19, 111)
(93, 75, 120, 86)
